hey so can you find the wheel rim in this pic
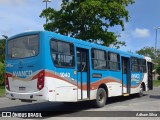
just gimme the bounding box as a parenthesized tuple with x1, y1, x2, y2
(98, 91, 105, 103)
(140, 86, 143, 96)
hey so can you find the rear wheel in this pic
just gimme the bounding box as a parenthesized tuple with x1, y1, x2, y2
(94, 88, 107, 108)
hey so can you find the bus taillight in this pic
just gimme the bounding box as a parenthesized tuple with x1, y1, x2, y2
(5, 74, 10, 91)
(37, 70, 45, 90)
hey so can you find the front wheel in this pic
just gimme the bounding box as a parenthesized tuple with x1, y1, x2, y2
(94, 88, 107, 108)
(137, 85, 144, 97)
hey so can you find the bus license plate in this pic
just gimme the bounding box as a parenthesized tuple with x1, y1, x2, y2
(19, 87, 26, 91)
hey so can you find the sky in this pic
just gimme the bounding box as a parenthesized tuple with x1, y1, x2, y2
(0, 0, 160, 52)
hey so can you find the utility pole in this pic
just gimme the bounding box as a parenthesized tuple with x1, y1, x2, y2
(154, 27, 160, 60)
(42, 0, 51, 24)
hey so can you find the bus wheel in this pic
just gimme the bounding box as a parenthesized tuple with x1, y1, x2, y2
(94, 88, 107, 108)
(137, 85, 143, 97)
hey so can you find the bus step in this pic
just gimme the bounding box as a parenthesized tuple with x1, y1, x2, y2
(123, 93, 130, 96)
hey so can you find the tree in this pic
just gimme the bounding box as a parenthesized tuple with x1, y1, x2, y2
(136, 46, 160, 68)
(40, 0, 134, 48)
(156, 67, 160, 75)
(0, 36, 7, 63)
(136, 47, 155, 60)
(0, 36, 8, 86)
(0, 61, 5, 85)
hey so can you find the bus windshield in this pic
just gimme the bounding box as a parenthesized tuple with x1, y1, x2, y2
(8, 35, 39, 59)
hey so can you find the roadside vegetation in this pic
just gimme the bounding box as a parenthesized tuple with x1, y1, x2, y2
(40, 0, 135, 48)
(0, 86, 5, 97)
(0, 36, 7, 97)
(153, 80, 160, 87)
(136, 47, 160, 79)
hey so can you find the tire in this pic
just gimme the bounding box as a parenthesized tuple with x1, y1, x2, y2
(137, 85, 143, 97)
(94, 88, 107, 108)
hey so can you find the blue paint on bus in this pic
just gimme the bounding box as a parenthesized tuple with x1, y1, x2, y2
(5, 31, 145, 91)
(4, 30, 153, 106)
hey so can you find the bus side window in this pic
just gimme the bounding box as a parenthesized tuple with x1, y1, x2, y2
(139, 59, 146, 73)
(131, 57, 139, 72)
(50, 39, 74, 68)
(108, 52, 120, 71)
(91, 49, 107, 70)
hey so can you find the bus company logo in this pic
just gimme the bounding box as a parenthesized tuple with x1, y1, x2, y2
(6, 63, 13, 68)
(131, 74, 140, 81)
(13, 70, 33, 77)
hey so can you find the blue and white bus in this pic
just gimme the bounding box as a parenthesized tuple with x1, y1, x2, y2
(5, 31, 153, 107)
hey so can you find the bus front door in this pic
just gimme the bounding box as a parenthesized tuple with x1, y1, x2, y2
(76, 48, 90, 100)
(147, 62, 153, 90)
(122, 57, 131, 94)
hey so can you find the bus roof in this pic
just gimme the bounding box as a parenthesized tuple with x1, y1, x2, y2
(7, 30, 144, 59)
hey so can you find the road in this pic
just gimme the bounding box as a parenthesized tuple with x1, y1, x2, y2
(0, 87, 160, 120)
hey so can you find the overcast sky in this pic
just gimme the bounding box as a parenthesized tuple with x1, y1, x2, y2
(0, 0, 160, 52)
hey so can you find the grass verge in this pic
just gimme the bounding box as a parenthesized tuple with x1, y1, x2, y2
(0, 86, 5, 97)
(153, 80, 160, 87)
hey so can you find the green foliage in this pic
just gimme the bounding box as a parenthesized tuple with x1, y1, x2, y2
(0, 86, 5, 97)
(136, 47, 155, 59)
(0, 61, 5, 86)
(40, 0, 134, 48)
(0, 37, 7, 86)
(157, 76, 160, 80)
(153, 80, 160, 87)
(136, 47, 160, 69)
(156, 67, 160, 75)
(0, 39, 6, 63)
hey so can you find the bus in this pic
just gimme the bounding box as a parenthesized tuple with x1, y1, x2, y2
(5, 31, 153, 108)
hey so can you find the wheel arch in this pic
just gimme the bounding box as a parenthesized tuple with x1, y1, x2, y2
(141, 82, 146, 91)
(98, 83, 108, 95)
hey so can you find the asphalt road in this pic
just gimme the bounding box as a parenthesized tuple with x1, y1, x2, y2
(0, 87, 160, 120)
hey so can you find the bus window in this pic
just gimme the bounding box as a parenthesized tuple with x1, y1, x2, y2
(91, 49, 107, 70)
(81, 52, 87, 72)
(122, 59, 127, 74)
(8, 35, 39, 59)
(50, 39, 74, 68)
(139, 59, 146, 73)
(77, 49, 87, 72)
(108, 52, 120, 71)
(131, 57, 139, 72)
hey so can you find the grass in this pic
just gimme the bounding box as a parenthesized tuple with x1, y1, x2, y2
(153, 80, 160, 87)
(0, 86, 5, 97)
